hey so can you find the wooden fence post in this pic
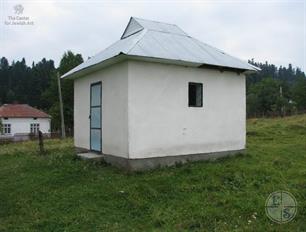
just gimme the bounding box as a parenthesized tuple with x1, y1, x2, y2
(38, 130, 45, 154)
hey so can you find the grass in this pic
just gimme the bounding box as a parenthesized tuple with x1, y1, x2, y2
(0, 115, 306, 231)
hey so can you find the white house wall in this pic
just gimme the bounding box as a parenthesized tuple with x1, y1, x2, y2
(127, 60, 246, 159)
(74, 61, 129, 158)
(1, 118, 50, 135)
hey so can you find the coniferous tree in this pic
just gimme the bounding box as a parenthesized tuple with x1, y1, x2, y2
(246, 60, 306, 117)
(42, 51, 83, 133)
(0, 55, 305, 129)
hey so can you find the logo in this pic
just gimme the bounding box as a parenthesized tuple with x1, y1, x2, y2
(14, 4, 24, 15)
(265, 190, 297, 224)
(4, 4, 34, 26)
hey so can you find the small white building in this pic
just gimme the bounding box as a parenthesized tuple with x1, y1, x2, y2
(62, 17, 258, 170)
(0, 104, 51, 141)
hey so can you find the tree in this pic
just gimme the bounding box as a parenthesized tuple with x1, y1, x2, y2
(6, 89, 16, 103)
(29, 58, 56, 109)
(0, 118, 3, 134)
(0, 55, 305, 122)
(246, 78, 291, 117)
(292, 77, 306, 111)
(0, 57, 55, 107)
(246, 60, 306, 117)
(42, 51, 83, 133)
(0, 57, 10, 104)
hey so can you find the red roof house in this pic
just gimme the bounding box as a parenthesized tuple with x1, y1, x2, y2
(0, 104, 51, 138)
(0, 104, 50, 118)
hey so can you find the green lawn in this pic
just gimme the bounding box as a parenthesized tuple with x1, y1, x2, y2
(0, 115, 306, 231)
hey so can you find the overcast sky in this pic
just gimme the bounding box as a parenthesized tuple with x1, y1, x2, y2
(1, 0, 305, 71)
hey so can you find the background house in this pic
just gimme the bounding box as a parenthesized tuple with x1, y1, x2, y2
(0, 104, 51, 141)
(62, 17, 258, 170)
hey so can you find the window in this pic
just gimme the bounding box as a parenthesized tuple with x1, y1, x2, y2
(30, 123, 40, 134)
(3, 124, 11, 134)
(188, 82, 203, 107)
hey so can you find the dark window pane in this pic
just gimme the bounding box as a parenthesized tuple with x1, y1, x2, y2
(4, 124, 11, 134)
(188, 82, 202, 107)
(189, 84, 196, 106)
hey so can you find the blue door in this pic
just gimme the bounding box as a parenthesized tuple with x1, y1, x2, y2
(90, 82, 102, 152)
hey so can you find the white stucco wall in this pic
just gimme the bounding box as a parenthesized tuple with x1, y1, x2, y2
(74, 61, 129, 158)
(1, 118, 50, 135)
(73, 59, 246, 160)
(128, 60, 246, 159)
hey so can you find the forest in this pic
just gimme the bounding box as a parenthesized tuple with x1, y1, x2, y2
(0, 52, 305, 133)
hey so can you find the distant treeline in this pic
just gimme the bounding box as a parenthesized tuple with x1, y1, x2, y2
(0, 51, 83, 132)
(246, 59, 306, 117)
(0, 53, 305, 133)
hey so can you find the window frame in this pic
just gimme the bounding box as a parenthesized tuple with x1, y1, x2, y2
(188, 82, 203, 108)
(30, 123, 40, 134)
(3, 123, 11, 135)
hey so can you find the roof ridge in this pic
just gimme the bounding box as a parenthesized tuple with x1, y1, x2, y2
(132, 17, 178, 27)
(128, 17, 187, 36)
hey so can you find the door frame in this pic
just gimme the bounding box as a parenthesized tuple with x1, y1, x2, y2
(89, 81, 102, 153)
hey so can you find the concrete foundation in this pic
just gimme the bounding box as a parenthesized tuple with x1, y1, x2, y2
(77, 152, 104, 161)
(75, 147, 245, 171)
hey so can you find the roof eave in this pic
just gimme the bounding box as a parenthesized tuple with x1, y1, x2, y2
(0, 115, 51, 118)
(62, 54, 259, 79)
(61, 54, 127, 80)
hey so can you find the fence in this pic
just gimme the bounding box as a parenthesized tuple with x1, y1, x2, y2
(247, 110, 306, 119)
(0, 132, 65, 145)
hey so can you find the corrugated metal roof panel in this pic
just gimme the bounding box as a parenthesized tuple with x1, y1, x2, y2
(193, 38, 254, 70)
(129, 31, 216, 65)
(62, 17, 258, 79)
(62, 30, 146, 78)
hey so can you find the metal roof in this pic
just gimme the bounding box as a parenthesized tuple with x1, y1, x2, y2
(62, 17, 259, 79)
(122, 17, 188, 38)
